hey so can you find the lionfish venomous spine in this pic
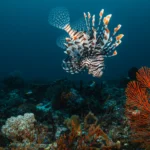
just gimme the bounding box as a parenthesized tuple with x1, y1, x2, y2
(48, 7, 124, 77)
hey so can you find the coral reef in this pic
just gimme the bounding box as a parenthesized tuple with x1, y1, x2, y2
(0, 73, 141, 149)
(3, 71, 24, 90)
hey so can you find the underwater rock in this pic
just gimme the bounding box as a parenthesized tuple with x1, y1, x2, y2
(17, 103, 36, 115)
(0, 133, 9, 147)
(66, 88, 84, 108)
(55, 125, 67, 139)
(119, 77, 130, 88)
(45, 79, 74, 110)
(128, 67, 138, 80)
(3, 71, 24, 90)
(0, 90, 25, 113)
(29, 82, 50, 102)
(36, 101, 52, 112)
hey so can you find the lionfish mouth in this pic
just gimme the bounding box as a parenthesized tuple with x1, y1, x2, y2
(48, 7, 124, 78)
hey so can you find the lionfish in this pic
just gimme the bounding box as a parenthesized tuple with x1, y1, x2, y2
(48, 7, 124, 77)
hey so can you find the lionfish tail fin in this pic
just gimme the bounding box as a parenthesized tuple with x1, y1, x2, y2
(48, 7, 70, 29)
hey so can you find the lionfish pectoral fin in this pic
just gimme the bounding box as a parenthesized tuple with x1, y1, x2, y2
(56, 33, 69, 49)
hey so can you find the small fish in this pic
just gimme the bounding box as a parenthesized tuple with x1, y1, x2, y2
(25, 90, 33, 95)
(89, 81, 96, 88)
(36, 103, 43, 106)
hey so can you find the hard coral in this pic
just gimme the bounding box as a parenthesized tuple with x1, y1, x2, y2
(1, 113, 36, 142)
(1, 113, 51, 149)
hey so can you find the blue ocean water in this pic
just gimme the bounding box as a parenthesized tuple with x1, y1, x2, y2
(0, 0, 149, 82)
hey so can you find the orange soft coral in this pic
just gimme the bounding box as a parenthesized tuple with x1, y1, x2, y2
(136, 66, 150, 88)
(55, 113, 121, 150)
(125, 66, 150, 147)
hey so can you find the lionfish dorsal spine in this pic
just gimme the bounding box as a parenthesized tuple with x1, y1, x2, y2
(103, 14, 112, 27)
(97, 9, 104, 31)
(113, 24, 122, 36)
(92, 15, 95, 27)
(84, 12, 91, 33)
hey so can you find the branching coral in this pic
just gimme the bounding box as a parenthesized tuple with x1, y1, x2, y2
(54, 113, 121, 150)
(125, 66, 150, 148)
(64, 115, 81, 135)
(84, 111, 98, 129)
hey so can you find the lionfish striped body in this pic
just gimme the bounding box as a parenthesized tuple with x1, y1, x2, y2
(48, 7, 124, 77)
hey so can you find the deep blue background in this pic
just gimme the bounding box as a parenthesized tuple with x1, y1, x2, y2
(0, 0, 149, 82)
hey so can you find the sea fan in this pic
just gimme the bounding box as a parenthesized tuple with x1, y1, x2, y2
(125, 66, 150, 148)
